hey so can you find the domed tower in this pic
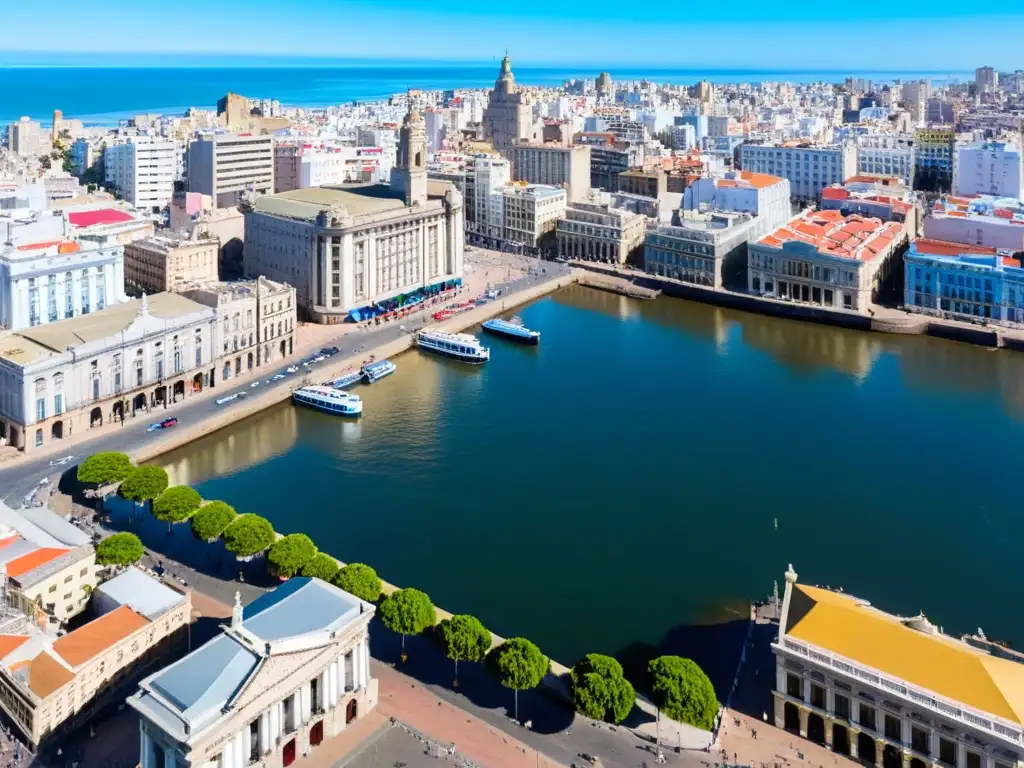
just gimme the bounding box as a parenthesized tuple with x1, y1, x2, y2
(391, 101, 427, 207)
(495, 53, 516, 95)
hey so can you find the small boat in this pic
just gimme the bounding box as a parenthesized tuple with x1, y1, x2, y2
(333, 370, 365, 389)
(416, 329, 490, 364)
(363, 359, 397, 383)
(482, 317, 540, 344)
(292, 385, 363, 416)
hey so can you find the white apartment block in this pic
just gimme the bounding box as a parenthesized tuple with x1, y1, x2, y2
(954, 142, 1023, 199)
(1, 212, 126, 330)
(188, 133, 275, 209)
(274, 144, 383, 193)
(924, 195, 1024, 252)
(739, 143, 857, 204)
(682, 170, 792, 240)
(856, 135, 915, 185)
(508, 144, 591, 202)
(6, 118, 47, 158)
(502, 184, 566, 253)
(465, 154, 511, 248)
(104, 136, 177, 211)
(124, 231, 220, 295)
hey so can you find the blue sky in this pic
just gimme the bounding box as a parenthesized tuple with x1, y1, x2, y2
(3, 0, 1023, 69)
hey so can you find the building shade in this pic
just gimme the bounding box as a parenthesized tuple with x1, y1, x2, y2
(786, 585, 1024, 723)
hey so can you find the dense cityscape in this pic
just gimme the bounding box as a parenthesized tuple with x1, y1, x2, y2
(0, 51, 1022, 768)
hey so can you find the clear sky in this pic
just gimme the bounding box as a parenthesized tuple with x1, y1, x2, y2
(3, 0, 1022, 70)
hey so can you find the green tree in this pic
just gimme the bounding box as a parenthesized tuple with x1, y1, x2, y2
(77, 452, 133, 486)
(300, 553, 340, 582)
(222, 514, 275, 560)
(118, 465, 168, 521)
(648, 655, 718, 731)
(190, 501, 236, 542)
(378, 587, 435, 661)
(152, 486, 203, 534)
(570, 653, 635, 723)
(332, 563, 383, 603)
(490, 637, 549, 721)
(438, 614, 491, 688)
(96, 532, 144, 567)
(266, 534, 317, 579)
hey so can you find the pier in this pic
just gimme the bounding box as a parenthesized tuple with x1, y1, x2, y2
(577, 272, 661, 300)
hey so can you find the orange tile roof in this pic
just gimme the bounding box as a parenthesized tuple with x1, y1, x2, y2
(735, 170, 784, 189)
(51, 605, 149, 667)
(1003, 257, 1022, 268)
(913, 238, 998, 257)
(759, 211, 903, 262)
(6, 548, 69, 579)
(0, 635, 28, 659)
(22, 652, 74, 699)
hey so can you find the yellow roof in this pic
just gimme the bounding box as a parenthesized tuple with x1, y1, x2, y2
(786, 585, 1024, 724)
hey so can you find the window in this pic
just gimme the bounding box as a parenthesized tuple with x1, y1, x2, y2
(35, 429, 43, 447)
(885, 714, 901, 741)
(195, 344, 202, 366)
(786, 674, 802, 699)
(834, 694, 850, 721)
(80, 567, 88, 577)
(859, 704, 876, 731)
(92, 378, 100, 400)
(64, 575, 73, 584)
(912, 726, 930, 755)
(810, 684, 825, 709)
(939, 738, 956, 765)
(48, 585, 56, 593)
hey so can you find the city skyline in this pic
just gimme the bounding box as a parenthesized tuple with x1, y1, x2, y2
(2, 0, 1023, 70)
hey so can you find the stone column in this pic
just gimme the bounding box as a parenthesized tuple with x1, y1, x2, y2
(223, 736, 235, 768)
(876, 739, 885, 768)
(850, 729, 860, 759)
(773, 693, 785, 727)
(798, 707, 809, 739)
(958, 742, 967, 768)
(355, 640, 364, 689)
(776, 666, 787, 694)
(825, 719, 834, 748)
(902, 752, 912, 768)
(163, 744, 176, 768)
(363, 639, 371, 685)
(930, 730, 939, 759)
(269, 702, 280, 743)
(826, 689, 835, 717)
(259, 710, 271, 754)
(803, 679, 812, 706)
(339, 653, 347, 693)
(901, 718, 911, 748)
(853, 699, 861, 727)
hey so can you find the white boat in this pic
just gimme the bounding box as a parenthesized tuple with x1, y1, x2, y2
(362, 359, 397, 382)
(292, 385, 363, 416)
(333, 370, 365, 389)
(482, 316, 540, 344)
(416, 329, 490, 364)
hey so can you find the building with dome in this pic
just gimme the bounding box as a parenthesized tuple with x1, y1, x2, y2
(482, 54, 540, 156)
(242, 105, 465, 323)
(774, 565, 1024, 768)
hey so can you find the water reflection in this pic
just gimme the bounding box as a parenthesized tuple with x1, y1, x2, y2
(162, 403, 299, 486)
(552, 284, 638, 322)
(739, 315, 883, 382)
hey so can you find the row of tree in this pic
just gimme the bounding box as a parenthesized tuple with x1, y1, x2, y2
(78, 451, 718, 730)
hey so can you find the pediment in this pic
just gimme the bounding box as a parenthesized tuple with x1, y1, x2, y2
(229, 644, 335, 713)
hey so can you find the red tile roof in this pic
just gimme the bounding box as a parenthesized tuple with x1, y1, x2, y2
(913, 238, 998, 257)
(51, 605, 149, 667)
(6, 548, 69, 579)
(67, 209, 135, 228)
(759, 211, 904, 262)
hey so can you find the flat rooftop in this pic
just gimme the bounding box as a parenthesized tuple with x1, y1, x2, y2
(252, 184, 408, 222)
(759, 209, 903, 262)
(932, 194, 1024, 224)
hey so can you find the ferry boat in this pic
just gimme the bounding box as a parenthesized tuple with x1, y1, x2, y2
(332, 370, 365, 389)
(481, 316, 540, 344)
(416, 330, 490, 364)
(362, 359, 397, 383)
(292, 385, 363, 416)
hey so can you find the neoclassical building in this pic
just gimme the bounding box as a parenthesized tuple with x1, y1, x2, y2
(482, 54, 540, 156)
(129, 577, 376, 768)
(774, 565, 1024, 768)
(243, 105, 464, 323)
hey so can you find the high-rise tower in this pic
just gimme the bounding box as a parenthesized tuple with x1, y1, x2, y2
(391, 102, 428, 207)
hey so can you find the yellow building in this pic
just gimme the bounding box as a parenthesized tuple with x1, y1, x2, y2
(775, 565, 1024, 768)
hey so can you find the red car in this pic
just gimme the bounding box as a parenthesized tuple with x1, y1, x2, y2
(160, 417, 178, 429)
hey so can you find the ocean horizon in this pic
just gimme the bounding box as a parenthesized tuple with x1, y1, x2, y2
(0, 59, 972, 126)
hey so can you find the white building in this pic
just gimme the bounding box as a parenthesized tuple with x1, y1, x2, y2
(244, 106, 465, 323)
(104, 136, 177, 210)
(188, 133, 275, 209)
(466, 154, 511, 248)
(954, 142, 1024, 200)
(739, 142, 857, 204)
(923, 195, 1024, 252)
(856, 135, 915, 185)
(274, 144, 382, 193)
(774, 564, 1024, 768)
(6, 118, 47, 158)
(502, 183, 567, 254)
(682, 170, 792, 240)
(1, 211, 126, 330)
(645, 212, 757, 289)
(556, 199, 646, 265)
(748, 208, 907, 312)
(508, 143, 591, 202)
(129, 578, 376, 768)
(0, 293, 217, 454)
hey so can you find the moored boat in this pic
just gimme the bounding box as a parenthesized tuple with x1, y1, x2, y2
(333, 370, 365, 389)
(362, 359, 397, 383)
(481, 316, 540, 344)
(292, 385, 363, 416)
(416, 329, 490, 364)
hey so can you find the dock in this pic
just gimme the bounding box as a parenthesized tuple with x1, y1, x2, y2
(577, 272, 660, 300)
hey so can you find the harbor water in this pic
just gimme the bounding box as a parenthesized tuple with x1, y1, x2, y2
(157, 285, 1024, 666)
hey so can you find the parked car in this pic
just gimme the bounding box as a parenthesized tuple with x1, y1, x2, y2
(160, 417, 178, 428)
(286, 365, 299, 373)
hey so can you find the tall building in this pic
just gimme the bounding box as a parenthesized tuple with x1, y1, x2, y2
(954, 142, 1023, 199)
(901, 81, 930, 125)
(243, 105, 464, 322)
(6, 118, 46, 158)
(682, 170, 792, 240)
(914, 128, 956, 193)
(0, 212, 127, 330)
(501, 183, 566, 254)
(104, 135, 177, 210)
(465, 154, 511, 249)
(124, 231, 221, 295)
(596, 72, 613, 99)
(738, 142, 857, 204)
(856, 134, 916, 185)
(187, 133, 275, 209)
(482, 54, 537, 155)
(508, 143, 591, 202)
(975, 66, 998, 94)
(129, 578, 376, 768)
(773, 564, 1024, 768)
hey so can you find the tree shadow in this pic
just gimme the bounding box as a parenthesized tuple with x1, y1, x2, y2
(57, 464, 93, 509)
(102, 496, 278, 588)
(369, 618, 574, 735)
